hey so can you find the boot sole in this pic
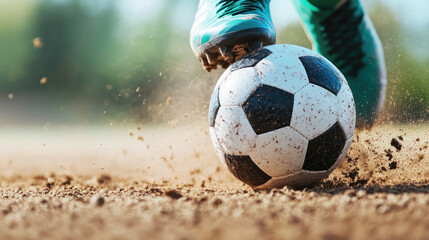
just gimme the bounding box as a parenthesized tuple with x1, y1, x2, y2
(195, 28, 275, 72)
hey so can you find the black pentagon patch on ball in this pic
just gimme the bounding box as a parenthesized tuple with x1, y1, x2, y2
(225, 154, 271, 187)
(243, 85, 294, 135)
(209, 84, 220, 127)
(230, 48, 272, 72)
(299, 56, 341, 95)
(303, 122, 347, 171)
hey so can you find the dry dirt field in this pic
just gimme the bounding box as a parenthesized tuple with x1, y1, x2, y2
(0, 124, 428, 240)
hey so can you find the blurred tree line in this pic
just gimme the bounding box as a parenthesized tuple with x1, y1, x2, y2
(0, 0, 428, 125)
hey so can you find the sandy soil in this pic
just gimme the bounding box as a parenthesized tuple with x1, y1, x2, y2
(0, 124, 428, 240)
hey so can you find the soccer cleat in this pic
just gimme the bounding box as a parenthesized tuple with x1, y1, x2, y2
(292, 0, 387, 128)
(190, 0, 276, 71)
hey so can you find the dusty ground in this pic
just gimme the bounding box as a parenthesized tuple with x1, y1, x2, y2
(0, 124, 428, 240)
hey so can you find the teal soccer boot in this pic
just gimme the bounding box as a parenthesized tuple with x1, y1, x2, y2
(190, 0, 276, 71)
(292, 0, 387, 128)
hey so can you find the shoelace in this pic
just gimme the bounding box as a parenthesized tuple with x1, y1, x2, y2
(319, 0, 365, 77)
(216, 0, 267, 18)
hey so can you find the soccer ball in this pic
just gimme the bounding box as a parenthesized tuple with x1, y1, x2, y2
(209, 44, 355, 189)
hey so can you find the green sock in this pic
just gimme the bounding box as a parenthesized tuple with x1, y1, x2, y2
(304, 0, 342, 9)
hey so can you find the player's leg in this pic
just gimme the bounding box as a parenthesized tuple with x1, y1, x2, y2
(292, 0, 387, 128)
(190, 0, 276, 72)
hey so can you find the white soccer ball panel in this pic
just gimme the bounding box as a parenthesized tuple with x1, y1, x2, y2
(249, 127, 308, 177)
(214, 106, 257, 155)
(265, 44, 322, 59)
(291, 84, 339, 140)
(328, 137, 353, 172)
(209, 127, 227, 169)
(219, 67, 260, 106)
(255, 170, 329, 190)
(217, 66, 231, 86)
(336, 84, 356, 140)
(255, 54, 309, 94)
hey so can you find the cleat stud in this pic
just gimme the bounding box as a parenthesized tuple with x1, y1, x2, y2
(200, 56, 212, 72)
(206, 52, 217, 65)
(200, 56, 209, 65)
(220, 46, 233, 60)
(203, 64, 212, 72)
(219, 60, 230, 69)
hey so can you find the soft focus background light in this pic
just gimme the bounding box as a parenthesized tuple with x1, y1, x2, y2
(0, 0, 428, 127)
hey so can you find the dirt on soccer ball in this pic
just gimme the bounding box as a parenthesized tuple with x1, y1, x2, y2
(0, 123, 428, 240)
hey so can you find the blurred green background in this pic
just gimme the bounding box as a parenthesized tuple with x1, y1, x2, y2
(1, 0, 428, 127)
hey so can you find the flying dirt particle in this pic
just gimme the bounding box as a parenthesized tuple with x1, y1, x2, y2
(381, 166, 387, 171)
(47, 177, 55, 185)
(60, 175, 72, 185)
(391, 138, 402, 151)
(166, 96, 172, 106)
(97, 174, 111, 184)
(137, 136, 144, 142)
(40, 77, 47, 85)
(90, 195, 105, 207)
(2, 206, 12, 215)
(129, 132, 134, 137)
(190, 169, 201, 175)
(398, 136, 403, 141)
(135, 86, 140, 92)
(416, 138, 420, 142)
(184, 114, 189, 118)
(356, 190, 366, 198)
(384, 149, 393, 160)
(164, 190, 182, 200)
(212, 198, 223, 207)
(389, 161, 397, 170)
(200, 180, 206, 188)
(343, 168, 359, 181)
(8, 93, 14, 99)
(137, 127, 141, 131)
(33, 37, 43, 48)
(386, 152, 393, 160)
(46, 177, 55, 188)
